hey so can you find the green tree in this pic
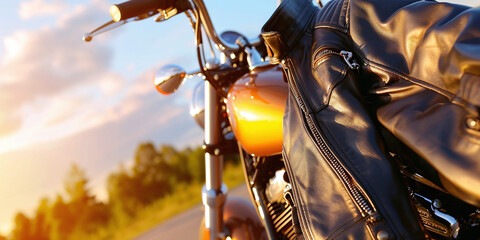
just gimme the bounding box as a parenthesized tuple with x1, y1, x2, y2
(107, 166, 139, 217)
(163, 145, 193, 183)
(108, 143, 206, 219)
(186, 147, 205, 182)
(133, 143, 173, 203)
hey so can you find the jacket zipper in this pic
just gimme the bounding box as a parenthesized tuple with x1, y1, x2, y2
(313, 48, 360, 70)
(282, 55, 378, 223)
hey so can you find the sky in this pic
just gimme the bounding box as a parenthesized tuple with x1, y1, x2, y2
(0, 0, 477, 236)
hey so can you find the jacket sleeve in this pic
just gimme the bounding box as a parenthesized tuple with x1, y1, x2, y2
(350, 0, 480, 207)
(350, 0, 480, 105)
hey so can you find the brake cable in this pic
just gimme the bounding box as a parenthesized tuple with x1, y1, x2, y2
(194, 6, 227, 98)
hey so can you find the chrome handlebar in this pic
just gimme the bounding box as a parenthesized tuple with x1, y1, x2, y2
(191, 0, 240, 52)
(83, 0, 262, 54)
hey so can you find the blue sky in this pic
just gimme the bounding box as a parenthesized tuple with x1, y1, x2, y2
(0, 0, 477, 235)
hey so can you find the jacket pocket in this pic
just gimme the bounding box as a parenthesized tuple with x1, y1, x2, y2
(311, 47, 360, 111)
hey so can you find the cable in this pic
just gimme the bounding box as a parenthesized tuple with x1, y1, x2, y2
(193, 5, 226, 98)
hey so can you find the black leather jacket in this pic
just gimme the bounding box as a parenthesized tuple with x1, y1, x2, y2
(262, 0, 480, 239)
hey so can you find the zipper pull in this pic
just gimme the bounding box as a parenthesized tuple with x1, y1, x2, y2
(340, 50, 360, 70)
(284, 184, 304, 239)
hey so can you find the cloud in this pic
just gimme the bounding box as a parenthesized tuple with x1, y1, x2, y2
(0, 1, 115, 140)
(0, 113, 22, 138)
(19, 0, 68, 20)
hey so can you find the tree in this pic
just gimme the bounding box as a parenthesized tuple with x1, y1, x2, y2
(107, 143, 198, 218)
(48, 164, 111, 239)
(31, 198, 51, 240)
(186, 147, 205, 182)
(64, 164, 91, 203)
(12, 212, 33, 240)
(50, 195, 74, 240)
(65, 164, 110, 236)
(164, 146, 193, 183)
(133, 143, 173, 203)
(107, 166, 139, 216)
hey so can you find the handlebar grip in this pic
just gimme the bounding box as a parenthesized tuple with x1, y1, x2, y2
(110, 0, 174, 22)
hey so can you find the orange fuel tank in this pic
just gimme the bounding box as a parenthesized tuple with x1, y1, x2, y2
(226, 65, 288, 156)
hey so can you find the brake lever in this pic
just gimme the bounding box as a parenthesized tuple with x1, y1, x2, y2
(83, 10, 159, 42)
(83, 19, 129, 42)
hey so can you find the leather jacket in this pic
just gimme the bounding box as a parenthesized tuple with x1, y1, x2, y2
(262, 0, 480, 239)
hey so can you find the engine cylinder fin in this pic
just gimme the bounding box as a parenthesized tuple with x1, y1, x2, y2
(267, 201, 295, 240)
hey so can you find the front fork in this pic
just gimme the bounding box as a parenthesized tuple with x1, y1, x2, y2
(202, 81, 228, 240)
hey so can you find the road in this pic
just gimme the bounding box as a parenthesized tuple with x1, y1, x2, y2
(134, 184, 250, 240)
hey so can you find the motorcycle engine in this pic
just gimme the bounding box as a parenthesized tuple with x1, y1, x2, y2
(265, 169, 297, 240)
(394, 152, 480, 239)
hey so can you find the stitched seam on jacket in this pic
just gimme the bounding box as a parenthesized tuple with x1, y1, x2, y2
(312, 63, 349, 114)
(314, 24, 348, 33)
(286, 0, 310, 48)
(327, 216, 368, 240)
(290, 58, 315, 113)
(344, 0, 351, 30)
(363, 58, 455, 99)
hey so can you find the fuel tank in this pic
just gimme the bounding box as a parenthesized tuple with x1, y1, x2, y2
(226, 65, 288, 156)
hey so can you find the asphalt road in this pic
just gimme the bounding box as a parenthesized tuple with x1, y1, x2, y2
(134, 184, 250, 240)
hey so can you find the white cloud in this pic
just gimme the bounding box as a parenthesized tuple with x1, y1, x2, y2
(99, 72, 125, 95)
(19, 0, 68, 20)
(0, 0, 114, 140)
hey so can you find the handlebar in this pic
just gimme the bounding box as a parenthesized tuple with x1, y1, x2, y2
(87, 0, 267, 56)
(110, 0, 174, 22)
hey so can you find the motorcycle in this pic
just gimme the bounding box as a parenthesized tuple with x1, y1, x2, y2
(84, 0, 480, 239)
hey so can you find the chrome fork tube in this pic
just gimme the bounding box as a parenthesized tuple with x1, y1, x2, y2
(202, 81, 227, 240)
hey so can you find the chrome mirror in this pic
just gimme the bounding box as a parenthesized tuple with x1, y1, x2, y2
(154, 64, 186, 95)
(220, 31, 244, 46)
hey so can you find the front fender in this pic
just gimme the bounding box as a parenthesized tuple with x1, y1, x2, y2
(199, 196, 267, 240)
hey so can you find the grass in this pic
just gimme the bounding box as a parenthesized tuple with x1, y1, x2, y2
(93, 162, 245, 240)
